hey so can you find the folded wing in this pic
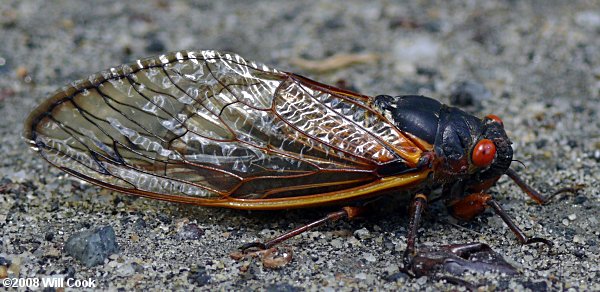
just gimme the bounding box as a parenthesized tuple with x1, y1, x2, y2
(24, 50, 426, 209)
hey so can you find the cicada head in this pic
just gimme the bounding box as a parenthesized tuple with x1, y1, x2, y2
(468, 115, 513, 185)
(429, 106, 513, 189)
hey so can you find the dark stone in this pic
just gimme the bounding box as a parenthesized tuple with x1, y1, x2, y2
(573, 195, 587, 205)
(45, 231, 54, 241)
(47, 200, 60, 212)
(555, 227, 576, 240)
(188, 266, 210, 286)
(146, 38, 165, 54)
(60, 266, 76, 279)
(385, 272, 409, 282)
(449, 80, 492, 110)
(535, 138, 548, 149)
(265, 283, 302, 292)
(323, 17, 344, 30)
(64, 226, 119, 267)
(497, 279, 510, 290)
(157, 213, 172, 224)
(522, 280, 548, 292)
(0, 256, 10, 266)
(423, 21, 442, 32)
(134, 218, 147, 230)
(416, 66, 439, 77)
(177, 223, 204, 240)
(131, 262, 144, 273)
(567, 139, 578, 148)
(573, 249, 586, 259)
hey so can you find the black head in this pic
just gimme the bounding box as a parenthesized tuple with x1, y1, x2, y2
(470, 116, 513, 183)
(432, 107, 513, 186)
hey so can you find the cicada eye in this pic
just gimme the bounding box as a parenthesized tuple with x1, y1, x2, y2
(485, 114, 503, 126)
(472, 139, 496, 168)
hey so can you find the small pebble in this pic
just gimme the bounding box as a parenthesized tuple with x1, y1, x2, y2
(449, 80, 492, 109)
(7, 257, 20, 275)
(355, 272, 367, 280)
(188, 267, 211, 286)
(568, 214, 577, 221)
(363, 252, 376, 262)
(385, 272, 409, 282)
(0, 257, 10, 266)
(44, 247, 61, 258)
(392, 36, 440, 74)
(592, 150, 600, 162)
(117, 263, 136, 277)
(177, 223, 204, 240)
(330, 238, 343, 249)
(575, 11, 600, 29)
(45, 232, 55, 241)
(354, 228, 371, 239)
(64, 226, 119, 267)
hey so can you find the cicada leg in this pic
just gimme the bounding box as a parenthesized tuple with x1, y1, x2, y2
(238, 206, 365, 252)
(400, 193, 518, 280)
(404, 190, 557, 278)
(409, 242, 518, 277)
(506, 168, 583, 204)
(240, 206, 360, 251)
(486, 199, 553, 245)
(448, 193, 552, 246)
(402, 193, 428, 272)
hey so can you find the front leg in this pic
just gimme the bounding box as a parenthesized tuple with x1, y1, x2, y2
(403, 191, 551, 278)
(449, 193, 552, 246)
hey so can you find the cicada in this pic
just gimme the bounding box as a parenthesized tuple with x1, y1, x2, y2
(25, 50, 571, 276)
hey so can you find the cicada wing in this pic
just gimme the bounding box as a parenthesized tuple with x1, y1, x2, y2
(25, 50, 428, 209)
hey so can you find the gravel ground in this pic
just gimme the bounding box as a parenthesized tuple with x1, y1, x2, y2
(1, 0, 599, 290)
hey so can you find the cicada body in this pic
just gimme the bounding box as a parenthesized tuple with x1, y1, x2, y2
(25, 50, 565, 276)
(24, 50, 512, 210)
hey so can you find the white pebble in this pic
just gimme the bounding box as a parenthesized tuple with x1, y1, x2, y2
(363, 252, 376, 262)
(354, 228, 371, 239)
(355, 272, 367, 280)
(330, 238, 343, 249)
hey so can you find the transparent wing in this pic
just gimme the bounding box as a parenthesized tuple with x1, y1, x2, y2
(24, 50, 426, 208)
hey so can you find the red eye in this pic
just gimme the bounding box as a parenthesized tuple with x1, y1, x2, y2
(486, 114, 503, 126)
(472, 139, 496, 167)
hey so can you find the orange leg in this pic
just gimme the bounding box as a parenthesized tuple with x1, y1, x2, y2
(448, 193, 552, 246)
(240, 206, 365, 251)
